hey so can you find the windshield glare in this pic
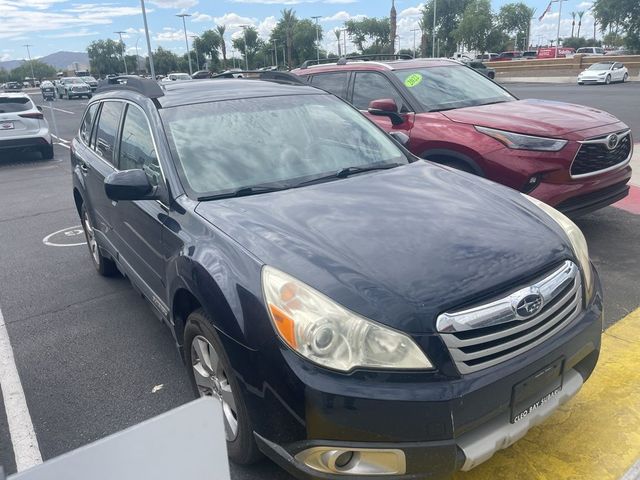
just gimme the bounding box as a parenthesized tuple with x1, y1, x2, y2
(161, 94, 407, 198)
(588, 63, 612, 70)
(394, 66, 514, 111)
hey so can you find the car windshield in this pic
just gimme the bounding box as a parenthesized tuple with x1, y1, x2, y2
(161, 94, 408, 198)
(66, 78, 86, 84)
(0, 97, 32, 113)
(394, 66, 514, 111)
(588, 63, 613, 70)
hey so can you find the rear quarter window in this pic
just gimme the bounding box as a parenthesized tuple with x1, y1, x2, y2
(0, 97, 32, 113)
(310, 72, 349, 98)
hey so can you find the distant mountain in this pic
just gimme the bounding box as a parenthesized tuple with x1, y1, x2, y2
(0, 51, 90, 71)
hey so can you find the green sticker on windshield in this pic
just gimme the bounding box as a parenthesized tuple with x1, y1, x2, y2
(404, 73, 423, 88)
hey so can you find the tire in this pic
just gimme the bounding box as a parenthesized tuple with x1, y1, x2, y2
(578, 82, 583, 86)
(428, 156, 477, 175)
(40, 144, 54, 160)
(184, 309, 262, 465)
(605, 75, 611, 85)
(623, 73, 628, 83)
(80, 205, 118, 276)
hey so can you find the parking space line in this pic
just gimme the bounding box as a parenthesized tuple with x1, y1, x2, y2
(42, 105, 74, 115)
(454, 307, 640, 480)
(0, 306, 42, 471)
(51, 135, 69, 144)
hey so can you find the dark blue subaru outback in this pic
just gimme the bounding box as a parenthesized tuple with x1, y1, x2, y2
(71, 75, 602, 479)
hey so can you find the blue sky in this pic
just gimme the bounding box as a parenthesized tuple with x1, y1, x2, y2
(1, 0, 598, 62)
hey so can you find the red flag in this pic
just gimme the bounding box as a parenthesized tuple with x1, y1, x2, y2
(539, 0, 556, 21)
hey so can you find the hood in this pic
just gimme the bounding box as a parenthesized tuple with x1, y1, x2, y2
(195, 162, 572, 333)
(443, 99, 619, 137)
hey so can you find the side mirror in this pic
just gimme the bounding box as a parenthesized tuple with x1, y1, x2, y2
(389, 131, 410, 146)
(368, 99, 405, 126)
(105, 169, 156, 202)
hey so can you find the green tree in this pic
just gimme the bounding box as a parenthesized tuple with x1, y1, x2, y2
(197, 29, 221, 70)
(87, 39, 125, 75)
(270, 12, 321, 67)
(280, 8, 298, 68)
(422, 0, 472, 56)
(151, 46, 178, 75)
(454, 0, 494, 54)
(8, 60, 56, 82)
(498, 2, 534, 49)
(577, 11, 585, 37)
(216, 25, 228, 69)
(603, 31, 624, 47)
(0, 68, 9, 83)
(486, 27, 511, 52)
(334, 28, 342, 57)
(571, 12, 576, 37)
(232, 26, 263, 69)
(345, 17, 391, 54)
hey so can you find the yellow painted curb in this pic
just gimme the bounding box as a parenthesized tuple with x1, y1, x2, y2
(454, 308, 640, 480)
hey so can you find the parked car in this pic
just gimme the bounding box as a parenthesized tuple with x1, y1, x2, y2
(72, 75, 603, 480)
(83, 76, 99, 91)
(493, 51, 522, 61)
(4, 81, 22, 92)
(578, 61, 629, 85)
(293, 58, 632, 216)
(191, 70, 212, 79)
(0, 92, 54, 159)
(476, 53, 499, 61)
(576, 47, 606, 56)
(468, 61, 495, 79)
(161, 72, 192, 83)
(522, 50, 538, 59)
(56, 77, 92, 99)
(40, 80, 56, 101)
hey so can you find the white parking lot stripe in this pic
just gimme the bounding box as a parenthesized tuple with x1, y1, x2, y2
(43, 106, 74, 115)
(51, 135, 70, 144)
(0, 306, 42, 471)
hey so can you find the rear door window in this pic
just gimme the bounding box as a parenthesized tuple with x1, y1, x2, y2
(310, 72, 349, 98)
(93, 101, 124, 165)
(0, 97, 32, 113)
(80, 103, 99, 146)
(351, 72, 405, 111)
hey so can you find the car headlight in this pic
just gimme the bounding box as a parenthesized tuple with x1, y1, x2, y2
(476, 126, 568, 152)
(262, 266, 433, 372)
(521, 195, 593, 299)
(598, 72, 607, 76)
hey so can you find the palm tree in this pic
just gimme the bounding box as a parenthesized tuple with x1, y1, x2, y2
(571, 12, 576, 37)
(335, 28, 342, 57)
(281, 8, 297, 69)
(418, 18, 428, 57)
(216, 24, 227, 69)
(577, 11, 585, 37)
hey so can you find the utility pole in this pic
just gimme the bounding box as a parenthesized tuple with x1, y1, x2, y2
(555, 0, 565, 58)
(114, 31, 128, 74)
(311, 16, 321, 63)
(140, 0, 156, 79)
(411, 28, 420, 58)
(176, 13, 193, 75)
(23, 44, 36, 86)
(190, 36, 200, 71)
(432, 0, 437, 57)
(240, 26, 250, 70)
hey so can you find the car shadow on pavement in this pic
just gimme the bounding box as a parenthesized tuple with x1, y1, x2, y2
(575, 205, 640, 327)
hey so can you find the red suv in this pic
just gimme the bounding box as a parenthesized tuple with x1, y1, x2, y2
(292, 58, 633, 215)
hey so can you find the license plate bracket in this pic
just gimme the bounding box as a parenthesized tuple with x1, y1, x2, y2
(0, 122, 15, 130)
(511, 357, 564, 423)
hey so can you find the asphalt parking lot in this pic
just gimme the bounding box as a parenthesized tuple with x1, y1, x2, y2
(0, 83, 639, 480)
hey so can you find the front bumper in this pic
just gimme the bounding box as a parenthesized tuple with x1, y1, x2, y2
(578, 76, 608, 84)
(253, 279, 603, 479)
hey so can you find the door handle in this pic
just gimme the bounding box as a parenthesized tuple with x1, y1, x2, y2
(79, 162, 89, 173)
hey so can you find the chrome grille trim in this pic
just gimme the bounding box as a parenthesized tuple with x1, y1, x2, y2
(570, 129, 632, 179)
(437, 261, 582, 374)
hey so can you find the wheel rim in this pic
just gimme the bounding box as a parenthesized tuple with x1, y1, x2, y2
(191, 335, 239, 441)
(82, 211, 100, 265)
(606, 76, 611, 84)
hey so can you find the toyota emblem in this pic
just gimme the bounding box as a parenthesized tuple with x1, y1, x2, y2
(606, 133, 619, 150)
(514, 293, 543, 319)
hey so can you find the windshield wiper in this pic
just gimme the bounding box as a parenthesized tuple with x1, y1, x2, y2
(198, 183, 290, 201)
(295, 163, 403, 187)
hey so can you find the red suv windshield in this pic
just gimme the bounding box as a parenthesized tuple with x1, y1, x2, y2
(394, 66, 514, 111)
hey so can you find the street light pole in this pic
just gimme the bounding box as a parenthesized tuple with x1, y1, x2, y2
(140, 0, 155, 79)
(23, 44, 36, 86)
(273, 38, 279, 68)
(411, 28, 420, 58)
(190, 36, 200, 71)
(114, 31, 128, 74)
(176, 13, 193, 76)
(311, 16, 321, 63)
(555, 0, 565, 58)
(432, 0, 437, 57)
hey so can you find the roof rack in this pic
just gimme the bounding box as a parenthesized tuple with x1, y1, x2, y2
(95, 75, 165, 98)
(300, 54, 413, 69)
(210, 70, 305, 86)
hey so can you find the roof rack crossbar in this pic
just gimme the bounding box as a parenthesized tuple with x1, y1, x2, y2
(210, 70, 305, 85)
(95, 75, 165, 98)
(300, 54, 413, 69)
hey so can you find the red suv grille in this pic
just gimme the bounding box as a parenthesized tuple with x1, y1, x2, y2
(571, 132, 631, 177)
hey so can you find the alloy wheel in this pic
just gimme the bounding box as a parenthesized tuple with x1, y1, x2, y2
(191, 335, 239, 441)
(82, 211, 100, 265)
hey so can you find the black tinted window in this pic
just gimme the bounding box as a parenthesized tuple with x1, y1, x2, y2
(0, 97, 31, 113)
(352, 72, 404, 111)
(94, 101, 123, 165)
(80, 103, 98, 146)
(119, 105, 161, 186)
(311, 73, 348, 98)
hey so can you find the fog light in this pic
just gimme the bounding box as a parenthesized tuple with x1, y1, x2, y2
(522, 174, 541, 193)
(295, 446, 406, 475)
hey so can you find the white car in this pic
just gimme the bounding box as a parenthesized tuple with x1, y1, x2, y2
(576, 47, 606, 56)
(578, 62, 629, 85)
(161, 73, 192, 83)
(0, 93, 54, 159)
